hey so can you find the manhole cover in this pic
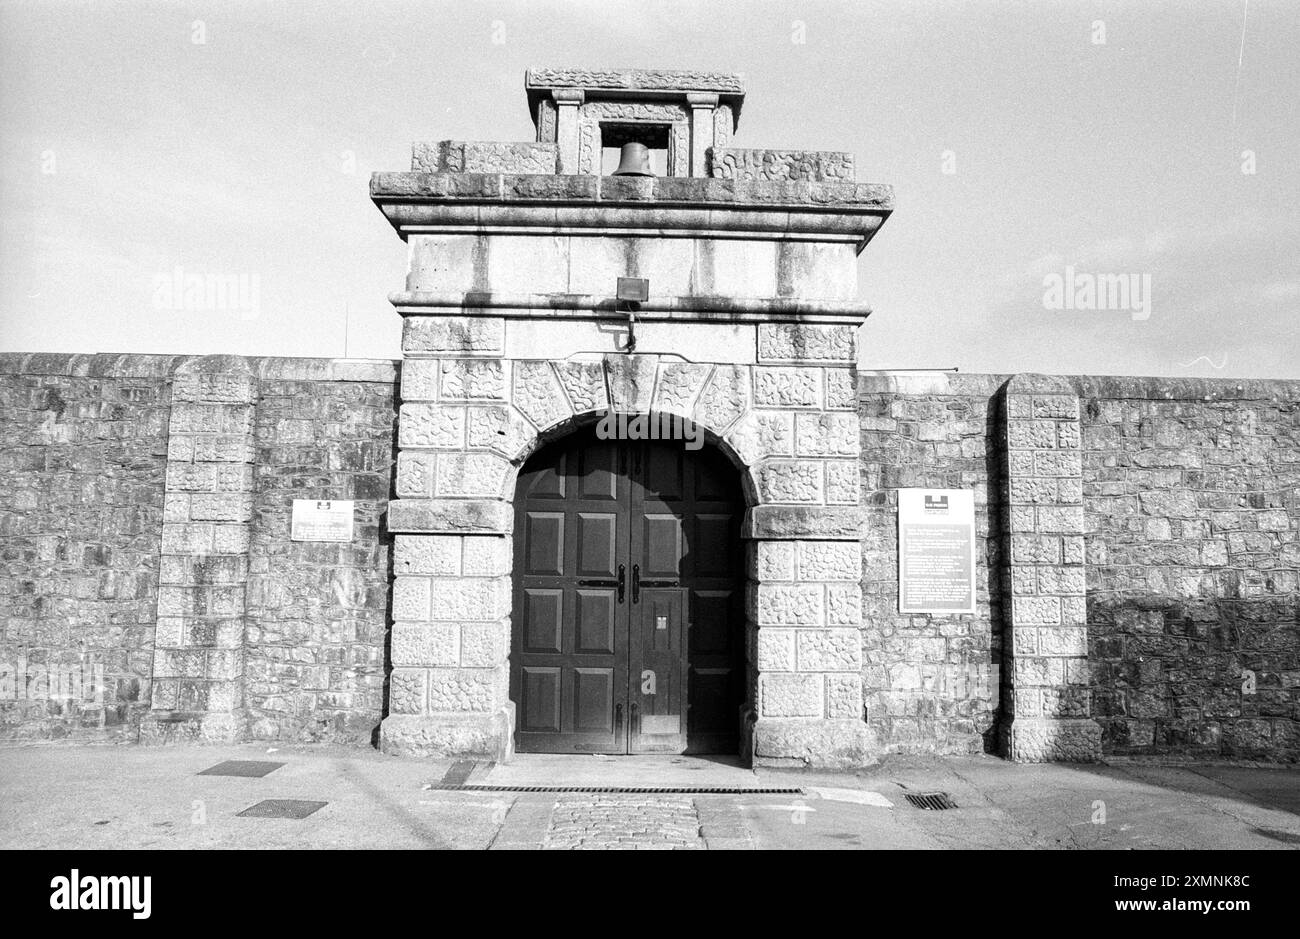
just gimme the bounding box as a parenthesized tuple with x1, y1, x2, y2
(198, 760, 284, 778)
(904, 792, 958, 811)
(236, 799, 327, 819)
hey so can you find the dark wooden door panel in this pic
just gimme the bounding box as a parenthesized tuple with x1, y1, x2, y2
(512, 427, 742, 755)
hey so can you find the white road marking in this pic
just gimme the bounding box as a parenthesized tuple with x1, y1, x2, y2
(808, 787, 894, 808)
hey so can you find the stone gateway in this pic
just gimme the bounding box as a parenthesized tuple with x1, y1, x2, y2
(1, 68, 1296, 768)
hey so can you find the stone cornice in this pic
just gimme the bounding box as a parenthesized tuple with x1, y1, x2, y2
(371, 173, 893, 252)
(387, 292, 872, 325)
(525, 67, 746, 126)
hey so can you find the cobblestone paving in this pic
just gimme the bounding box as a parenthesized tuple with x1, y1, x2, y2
(543, 796, 704, 850)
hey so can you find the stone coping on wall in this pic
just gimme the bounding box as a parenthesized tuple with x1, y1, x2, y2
(0, 352, 399, 383)
(857, 370, 1300, 402)
(524, 66, 746, 118)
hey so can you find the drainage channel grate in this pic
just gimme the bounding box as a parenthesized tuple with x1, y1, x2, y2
(198, 760, 285, 778)
(237, 799, 328, 820)
(427, 784, 805, 795)
(904, 792, 958, 811)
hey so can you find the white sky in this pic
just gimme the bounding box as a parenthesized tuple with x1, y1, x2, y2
(1, 0, 1296, 378)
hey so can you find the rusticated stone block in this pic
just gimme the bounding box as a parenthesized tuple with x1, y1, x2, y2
(823, 461, 859, 505)
(402, 317, 504, 355)
(395, 452, 434, 497)
(1013, 596, 1061, 626)
(392, 624, 459, 667)
(434, 453, 510, 497)
(796, 542, 861, 581)
(389, 668, 428, 714)
(461, 536, 511, 576)
(427, 576, 508, 621)
(753, 367, 820, 408)
(459, 621, 507, 667)
(755, 542, 796, 580)
(824, 584, 862, 625)
(759, 673, 823, 717)
(391, 577, 432, 621)
(654, 362, 712, 415)
(513, 361, 572, 430)
(427, 667, 502, 713)
(752, 718, 874, 769)
(759, 461, 823, 503)
(554, 360, 608, 413)
(603, 354, 657, 414)
(756, 629, 795, 671)
(400, 358, 439, 401)
(824, 368, 857, 410)
(694, 364, 749, 433)
(758, 324, 855, 363)
(1003, 718, 1101, 762)
(710, 148, 854, 182)
(394, 535, 462, 576)
(725, 410, 793, 466)
(466, 405, 534, 457)
(754, 583, 823, 625)
(398, 403, 465, 449)
(826, 675, 863, 719)
(795, 412, 858, 456)
(440, 359, 505, 401)
(796, 629, 861, 671)
(743, 506, 864, 540)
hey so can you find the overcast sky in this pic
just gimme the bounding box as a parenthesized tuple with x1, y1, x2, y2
(1, 0, 1296, 378)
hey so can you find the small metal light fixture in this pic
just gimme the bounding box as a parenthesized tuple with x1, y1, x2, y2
(615, 276, 649, 352)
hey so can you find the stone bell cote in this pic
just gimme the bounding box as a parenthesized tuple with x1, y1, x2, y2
(525, 66, 746, 176)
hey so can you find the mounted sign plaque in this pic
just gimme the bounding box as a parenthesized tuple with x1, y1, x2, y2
(898, 489, 976, 615)
(290, 500, 354, 543)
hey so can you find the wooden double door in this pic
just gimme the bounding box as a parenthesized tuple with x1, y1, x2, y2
(511, 427, 744, 754)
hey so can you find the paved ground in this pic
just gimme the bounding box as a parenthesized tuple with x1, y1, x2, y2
(1, 744, 1297, 850)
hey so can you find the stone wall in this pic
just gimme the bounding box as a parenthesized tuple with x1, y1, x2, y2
(1080, 377, 1300, 761)
(3, 353, 1296, 763)
(0, 353, 397, 745)
(0, 354, 177, 741)
(243, 371, 397, 743)
(858, 372, 1006, 756)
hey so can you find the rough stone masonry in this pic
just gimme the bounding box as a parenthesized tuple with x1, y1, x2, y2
(0, 68, 1296, 765)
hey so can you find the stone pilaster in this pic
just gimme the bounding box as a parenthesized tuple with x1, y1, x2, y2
(380, 318, 516, 759)
(142, 356, 257, 742)
(686, 92, 719, 178)
(1000, 375, 1101, 761)
(552, 89, 584, 175)
(743, 324, 872, 767)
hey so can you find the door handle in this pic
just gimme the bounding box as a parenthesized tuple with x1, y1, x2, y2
(577, 564, 626, 604)
(615, 703, 623, 736)
(630, 702, 639, 736)
(631, 564, 677, 603)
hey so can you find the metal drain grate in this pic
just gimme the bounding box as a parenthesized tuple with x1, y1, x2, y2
(236, 799, 328, 819)
(198, 760, 284, 778)
(427, 784, 805, 795)
(904, 792, 958, 811)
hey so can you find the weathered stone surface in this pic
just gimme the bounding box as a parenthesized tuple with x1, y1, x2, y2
(388, 498, 513, 534)
(758, 324, 855, 363)
(711, 148, 854, 183)
(414, 140, 558, 175)
(759, 673, 823, 717)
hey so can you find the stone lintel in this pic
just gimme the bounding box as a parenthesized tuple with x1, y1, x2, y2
(742, 506, 865, 541)
(388, 498, 514, 534)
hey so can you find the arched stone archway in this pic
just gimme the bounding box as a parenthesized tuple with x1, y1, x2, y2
(381, 351, 872, 766)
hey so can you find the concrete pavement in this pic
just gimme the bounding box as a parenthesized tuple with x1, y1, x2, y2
(1, 744, 1297, 850)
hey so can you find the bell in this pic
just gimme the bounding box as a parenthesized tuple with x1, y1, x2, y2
(611, 142, 655, 177)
